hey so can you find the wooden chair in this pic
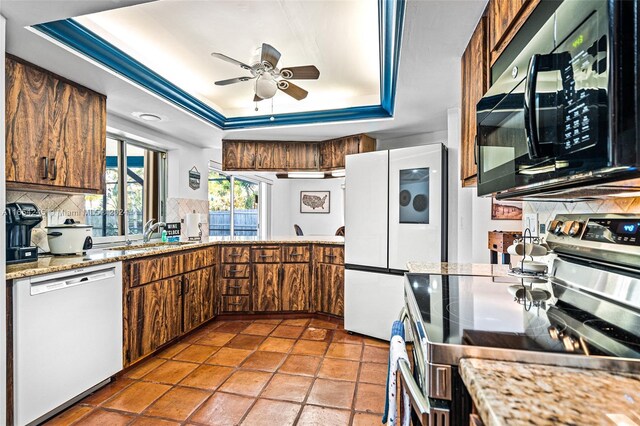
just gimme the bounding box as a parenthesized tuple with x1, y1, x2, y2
(294, 224, 304, 236)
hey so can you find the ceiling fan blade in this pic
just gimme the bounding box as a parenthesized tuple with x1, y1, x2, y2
(277, 81, 308, 100)
(253, 94, 264, 102)
(211, 52, 252, 70)
(280, 65, 320, 80)
(214, 76, 254, 86)
(261, 43, 281, 68)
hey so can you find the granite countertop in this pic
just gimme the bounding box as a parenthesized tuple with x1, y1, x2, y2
(406, 262, 511, 277)
(460, 358, 640, 426)
(6, 235, 344, 280)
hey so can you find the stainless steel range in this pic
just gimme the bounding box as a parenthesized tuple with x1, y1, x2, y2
(399, 213, 640, 426)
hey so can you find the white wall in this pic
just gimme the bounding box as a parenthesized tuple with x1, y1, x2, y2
(1, 13, 7, 422)
(270, 177, 345, 237)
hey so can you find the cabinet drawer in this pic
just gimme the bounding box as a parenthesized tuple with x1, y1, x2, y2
(220, 296, 250, 312)
(221, 264, 250, 278)
(221, 279, 250, 295)
(221, 246, 250, 263)
(282, 245, 310, 263)
(184, 248, 215, 270)
(251, 247, 281, 263)
(314, 245, 344, 264)
(128, 257, 164, 287)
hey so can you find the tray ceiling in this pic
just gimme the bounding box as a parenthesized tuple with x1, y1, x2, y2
(33, 0, 399, 129)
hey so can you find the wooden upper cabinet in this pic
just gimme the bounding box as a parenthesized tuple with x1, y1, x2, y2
(488, 0, 541, 64)
(223, 140, 256, 170)
(460, 16, 488, 187)
(5, 55, 106, 193)
(222, 134, 374, 172)
(286, 142, 318, 170)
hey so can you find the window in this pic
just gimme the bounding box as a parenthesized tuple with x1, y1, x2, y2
(85, 137, 166, 240)
(208, 166, 260, 237)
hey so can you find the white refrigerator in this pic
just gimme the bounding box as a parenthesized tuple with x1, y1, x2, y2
(344, 144, 447, 340)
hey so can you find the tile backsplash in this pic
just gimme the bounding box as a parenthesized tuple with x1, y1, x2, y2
(166, 197, 209, 238)
(524, 197, 640, 234)
(7, 190, 86, 252)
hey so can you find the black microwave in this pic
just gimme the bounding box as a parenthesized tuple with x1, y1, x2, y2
(477, 0, 639, 199)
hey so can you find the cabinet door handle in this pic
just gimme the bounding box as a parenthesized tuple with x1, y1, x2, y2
(40, 157, 49, 179)
(49, 158, 57, 180)
(474, 134, 478, 166)
(229, 268, 240, 273)
(228, 284, 242, 289)
(228, 302, 243, 306)
(258, 254, 272, 258)
(229, 253, 241, 258)
(184, 277, 189, 293)
(290, 252, 301, 257)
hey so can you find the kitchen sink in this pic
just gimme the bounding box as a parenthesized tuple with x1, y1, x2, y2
(106, 241, 196, 251)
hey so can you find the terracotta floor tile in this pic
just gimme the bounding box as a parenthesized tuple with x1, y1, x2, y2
(205, 347, 253, 367)
(280, 318, 310, 327)
(241, 322, 278, 336)
(317, 358, 360, 381)
(300, 327, 329, 341)
(190, 392, 254, 426)
(253, 318, 283, 325)
(142, 360, 199, 384)
(241, 351, 286, 372)
(144, 386, 210, 421)
(130, 417, 180, 426)
(270, 325, 304, 339)
(359, 363, 387, 385)
(184, 327, 211, 344)
(196, 331, 237, 346)
(297, 405, 351, 425)
(291, 340, 329, 356)
(73, 409, 134, 425)
(102, 381, 171, 413)
(219, 370, 272, 397)
(362, 346, 388, 364)
(333, 330, 365, 345)
(278, 355, 322, 377)
(226, 334, 266, 350)
(173, 344, 219, 363)
(240, 399, 300, 426)
(45, 405, 92, 425)
(354, 383, 386, 413)
(258, 336, 295, 353)
(309, 318, 339, 329)
(214, 320, 252, 334)
(124, 358, 166, 380)
(352, 411, 384, 426)
(180, 365, 234, 391)
(326, 343, 363, 361)
(363, 336, 390, 348)
(260, 373, 313, 403)
(81, 378, 135, 405)
(306, 378, 355, 409)
(157, 342, 190, 359)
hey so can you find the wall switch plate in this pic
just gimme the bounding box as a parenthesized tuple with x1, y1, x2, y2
(524, 213, 539, 237)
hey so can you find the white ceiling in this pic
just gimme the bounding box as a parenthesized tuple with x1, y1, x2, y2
(75, 0, 380, 117)
(1, 0, 487, 148)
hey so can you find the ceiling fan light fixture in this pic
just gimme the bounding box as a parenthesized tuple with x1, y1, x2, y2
(255, 74, 278, 100)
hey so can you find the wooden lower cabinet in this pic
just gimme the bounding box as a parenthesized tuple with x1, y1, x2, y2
(253, 263, 281, 312)
(315, 263, 344, 317)
(126, 277, 182, 365)
(281, 263, 309, 311)
(182, 267, 215, 333)
(221, 295, 251, 312)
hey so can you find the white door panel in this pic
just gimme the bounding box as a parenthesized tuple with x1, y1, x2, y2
(345, 150, 388, 268)
(344, 269, 405, 340)
(388, 145, 443, 270)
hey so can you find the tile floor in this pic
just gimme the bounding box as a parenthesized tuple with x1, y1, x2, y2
(46, 317, 390, 426)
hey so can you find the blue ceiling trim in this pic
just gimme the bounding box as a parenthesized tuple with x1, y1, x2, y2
(32, 1, 405, 130)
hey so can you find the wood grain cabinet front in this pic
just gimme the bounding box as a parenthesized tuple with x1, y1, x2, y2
(5, 55, 106, 193)
(281, 263, 310, 311)
(315, 263, 344, 317)
(251, 247, 281, 263)
(220, 296, 251, 313)
(182, 267, 216, 333)
(252, 263, 281, 312)
(221, 246, 251, 263)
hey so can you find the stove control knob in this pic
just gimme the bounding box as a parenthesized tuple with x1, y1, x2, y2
(549, 220, 564, 235)
(568, 221, 584, 237)
(562, 334, 580, 352)
(548, 325, 563, 340)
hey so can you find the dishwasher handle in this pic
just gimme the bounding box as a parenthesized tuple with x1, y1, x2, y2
(30, 267, 117, 296)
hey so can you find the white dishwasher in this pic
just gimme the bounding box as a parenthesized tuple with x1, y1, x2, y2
(13, 262, 123, 426)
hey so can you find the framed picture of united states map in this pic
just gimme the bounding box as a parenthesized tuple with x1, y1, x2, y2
(300, 191, 330, 214)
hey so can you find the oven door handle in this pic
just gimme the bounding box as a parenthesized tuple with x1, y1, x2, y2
(524, 54, 542, 159)
(398, 358, 432, 426)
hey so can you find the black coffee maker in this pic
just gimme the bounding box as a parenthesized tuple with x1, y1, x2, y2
(6, 202, 42, 264)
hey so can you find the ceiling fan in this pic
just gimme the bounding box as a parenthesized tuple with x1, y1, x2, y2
(211, 43, 320, 102)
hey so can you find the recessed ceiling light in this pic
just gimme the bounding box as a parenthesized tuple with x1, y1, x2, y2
(132, 112, 163, 122)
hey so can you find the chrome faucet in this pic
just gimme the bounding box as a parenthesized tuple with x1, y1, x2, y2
(143, 219, 166, 243)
